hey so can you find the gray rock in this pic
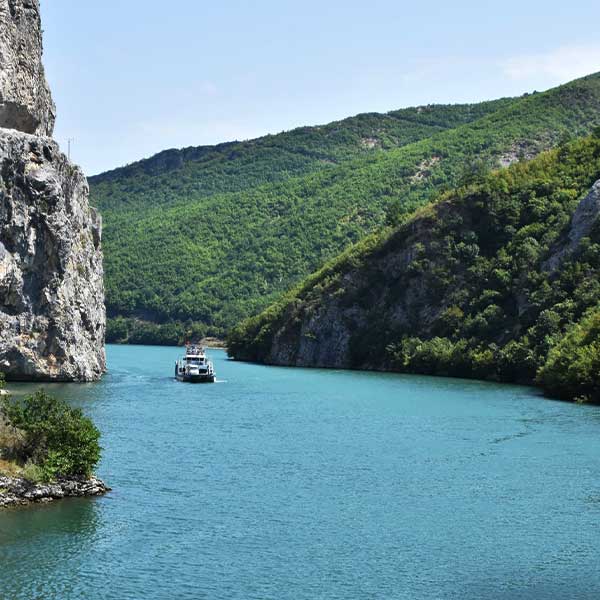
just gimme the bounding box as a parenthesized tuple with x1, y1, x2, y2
(0, 474, 110, 508)
(544, 179, 600, 271)
(0, 0, 55, 136)
(0, 1, 105, 381)
(0, 130, 106, 381)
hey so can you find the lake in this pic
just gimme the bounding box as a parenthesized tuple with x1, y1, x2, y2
(1, 345, 600, 599)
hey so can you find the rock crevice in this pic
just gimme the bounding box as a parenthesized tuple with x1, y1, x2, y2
(544, 179, 600, 271)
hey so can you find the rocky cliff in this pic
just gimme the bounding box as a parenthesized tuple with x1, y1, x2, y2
(0, 0, 55, 136)
(0, 0, 106, 381)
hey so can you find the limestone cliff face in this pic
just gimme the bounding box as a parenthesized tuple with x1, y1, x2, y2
(0, 131, 105, 380)
(0, 0, 55, 136)
(0, 1, 106, 381)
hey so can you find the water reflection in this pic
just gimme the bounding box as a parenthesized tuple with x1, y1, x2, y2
(0, 497, 101, 548)
(1, 346, 600, 599)
(0, 498, 103, 599)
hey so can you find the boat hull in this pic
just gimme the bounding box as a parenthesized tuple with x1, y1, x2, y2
(176, 374, 216, 384)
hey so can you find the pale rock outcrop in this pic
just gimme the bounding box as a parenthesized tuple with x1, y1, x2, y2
(0, 131, 106, 380)
(544, 179, 600, 271)
(0, 0, 55, 136)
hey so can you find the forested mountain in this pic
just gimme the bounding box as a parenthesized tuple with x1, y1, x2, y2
(228, 134, 600, 403)
(91, 98, 513, 213)
(91, 73, 600, 344)
(92, 99, 516, 344)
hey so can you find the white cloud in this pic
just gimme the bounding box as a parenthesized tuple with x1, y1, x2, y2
(501, 44, 600, 83)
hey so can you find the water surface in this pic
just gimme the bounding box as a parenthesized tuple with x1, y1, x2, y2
(1, 345, 600, 599)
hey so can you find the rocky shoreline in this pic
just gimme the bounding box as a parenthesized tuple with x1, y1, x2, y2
(0, 475, 110, 508)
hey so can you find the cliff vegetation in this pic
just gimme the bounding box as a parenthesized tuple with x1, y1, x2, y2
(228, 134, 600, 403)
(0, 376, 101, 483)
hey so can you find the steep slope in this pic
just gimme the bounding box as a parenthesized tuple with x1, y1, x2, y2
(0, 0, 105, 381)
(97, 73, 600, 343)
(0, 0, 55, 136)
(228, 135, 600, 402)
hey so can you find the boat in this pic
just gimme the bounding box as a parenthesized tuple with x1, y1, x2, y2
(175, 343, 216, 383)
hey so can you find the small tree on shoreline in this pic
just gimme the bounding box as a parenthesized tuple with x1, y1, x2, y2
(1, 390, 101, 481)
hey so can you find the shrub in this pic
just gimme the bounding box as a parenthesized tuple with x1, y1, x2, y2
(1, 391, 101, 481)
(21, 462, 47, 484)
(388, 337, 472, 377)
(537, 308, 600, 402)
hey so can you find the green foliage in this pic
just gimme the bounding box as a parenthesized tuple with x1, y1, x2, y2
(537, 307, 600, 402)
(92, 74, 600, 342)
(93, 99, 514, 213)
(1, 391, 101, 481)
(387, 337, 537, 383)
(457, 159, 492, 187)
(21, 463, 47, 485)
(230, 135, 600, 401)
(106, 317, 207, 346)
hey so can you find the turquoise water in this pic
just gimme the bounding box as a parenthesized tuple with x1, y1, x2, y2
(1, 345, 600, 599)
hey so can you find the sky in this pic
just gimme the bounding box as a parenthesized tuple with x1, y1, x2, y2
(40, 0, 600, 176)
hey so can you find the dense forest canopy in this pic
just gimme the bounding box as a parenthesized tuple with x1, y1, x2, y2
(90, 73, 600, 345)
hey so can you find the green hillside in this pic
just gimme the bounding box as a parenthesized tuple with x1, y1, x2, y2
(228, 134, 600, 402)
(91, 73, 600, 344)
(91, 99, 513, 213)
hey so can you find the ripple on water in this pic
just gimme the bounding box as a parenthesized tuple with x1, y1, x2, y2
(2, 346, 600, 599)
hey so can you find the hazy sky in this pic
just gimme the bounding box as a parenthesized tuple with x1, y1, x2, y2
(40, 0, 600, 175)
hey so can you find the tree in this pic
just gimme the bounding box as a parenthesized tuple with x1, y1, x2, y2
(458, 159, 491, 187)
(1, 391, 101, 480)
(538, 308, 600, 402)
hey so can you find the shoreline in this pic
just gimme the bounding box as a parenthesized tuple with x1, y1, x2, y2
(228, 356, 592, 404)
(0, 475, 110, 508)
(201, 338, 227, 349)
(107, 339, 228, 350)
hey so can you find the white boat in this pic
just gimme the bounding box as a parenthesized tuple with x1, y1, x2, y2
(175, 343, 216, 383)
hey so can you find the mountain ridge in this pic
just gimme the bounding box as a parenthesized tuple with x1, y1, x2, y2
(91, 73, 600, 344)
(92, 98, 516, 178)
(90, 97, 515, 212)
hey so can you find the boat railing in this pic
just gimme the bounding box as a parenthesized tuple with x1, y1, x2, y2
(185, 343, 205, 356)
